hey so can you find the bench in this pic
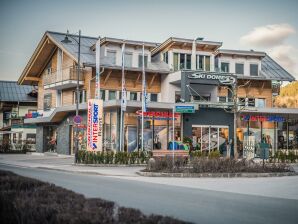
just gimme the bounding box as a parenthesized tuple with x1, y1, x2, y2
(152, 150, 189, 158)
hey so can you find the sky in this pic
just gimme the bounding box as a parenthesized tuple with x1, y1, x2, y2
(0, 0, 298, 81)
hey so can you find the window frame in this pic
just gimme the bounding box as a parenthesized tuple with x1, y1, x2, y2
(250, 63, 259, 76)
(235, 63, 244, 75)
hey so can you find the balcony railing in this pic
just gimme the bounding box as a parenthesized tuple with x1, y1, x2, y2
(43, 66, 84, 90)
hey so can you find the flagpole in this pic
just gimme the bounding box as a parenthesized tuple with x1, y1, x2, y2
(120, 42, 125, 152)
(141, 44, 145, 152)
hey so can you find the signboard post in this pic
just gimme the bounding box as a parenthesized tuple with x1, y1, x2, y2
(87, 99, 103, 151)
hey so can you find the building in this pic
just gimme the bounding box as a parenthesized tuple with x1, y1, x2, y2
(0, 81, 37, 150)
(18, 31, 298, 155)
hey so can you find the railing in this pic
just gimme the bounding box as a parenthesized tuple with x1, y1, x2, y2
(43, 66, 84, 86)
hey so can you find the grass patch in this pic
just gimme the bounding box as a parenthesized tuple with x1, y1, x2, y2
(0, 170, 188, 224)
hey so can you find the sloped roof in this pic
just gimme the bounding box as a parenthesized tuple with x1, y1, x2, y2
(260, 55, 295, 82)
(0, 81, 37, 102)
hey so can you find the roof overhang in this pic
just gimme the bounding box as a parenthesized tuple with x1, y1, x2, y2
(151, 37, 222, 56)
(216, 49, 266, 58)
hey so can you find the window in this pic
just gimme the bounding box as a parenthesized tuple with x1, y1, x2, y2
(130, 92, 138, 101)
(124, 52, 133, 67)
(186, 54, 191, 69)
(235, 63, 244, 75)
(256, 98, 266, 108)
(108, 90, 116, 100)
(163, 52, 168, 63)
(192, 95, 210, 101)
(250, 64, 258, 76)
(107, 50, 116, 65)
(196, 55, 210, 71)
(221, 62, 229, 72)
(247, 98, 255, 107)
(218, 96, 227, 103)
(44, 93, 52, 111)
(180, 54, 185, 69)
(238, 98, 246, 106)
(173, 53, 179, 71)
(138, 54, 148, 68)
(46, 60, 52, 75)
(73, 89, 86, 104)
(26, 133, 36, 144)
(215, 57, 219, 71)
(150, 93, 158, 102)
(100, 90, 105, 100)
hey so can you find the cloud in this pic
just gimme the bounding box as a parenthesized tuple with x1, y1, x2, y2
(269, 44, 298, 78)
(240, 24, 295, 48)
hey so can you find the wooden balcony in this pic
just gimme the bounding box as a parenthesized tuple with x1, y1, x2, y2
(43, 67, 84, 90)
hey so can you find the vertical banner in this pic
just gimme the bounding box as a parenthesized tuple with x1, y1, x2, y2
(95, 39, 101, 99)
(87, 99, 103, 151)
(243, 135, 255, 159)
(121, 42, 127, 111)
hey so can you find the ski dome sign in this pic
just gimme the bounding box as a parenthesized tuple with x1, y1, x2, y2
(87, 99, 103, 151)
(188, 72, 236, 85)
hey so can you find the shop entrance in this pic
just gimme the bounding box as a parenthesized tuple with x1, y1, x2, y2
(192, 125, 229, 154)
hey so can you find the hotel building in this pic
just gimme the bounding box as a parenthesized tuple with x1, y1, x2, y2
(18, 31, 298, 155)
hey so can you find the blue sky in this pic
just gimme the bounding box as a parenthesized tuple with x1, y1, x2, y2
(0, 0, 297, 81)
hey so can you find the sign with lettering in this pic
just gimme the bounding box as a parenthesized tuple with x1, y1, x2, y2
(175, 105, 195, 113)
(87, 99, 103, 151)
(243, 136, 255, 159)
(25, 112, 43, 119)
(240, 115, 285, 122)
(136, 111, 180, 120)
(188, 72, 236, 84)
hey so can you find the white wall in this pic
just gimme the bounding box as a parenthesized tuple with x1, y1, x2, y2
(10, 127, 36, 141)
(160, 71, 181, 103)
(218, 55, 262, 76)
(18, 105, 37, 117)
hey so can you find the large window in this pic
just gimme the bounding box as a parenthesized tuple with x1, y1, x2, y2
(163, 52, 168, 63)
(196, 55, 210, 71)
(138, 54, 148, 68)
(124, 52, 133, 67)
(221, 62, 230, 72)
(173, 53, 179, 71)
(235, 63, 244, 75)
(173, 53, 191, 71)
(256, 98, 266, 108)
(247, 98, 255, 107)
(250, 64, 258, 76)
(107, 50, 116, 65)
(108, 90, 116, 100)
(130, 92, 138, 101)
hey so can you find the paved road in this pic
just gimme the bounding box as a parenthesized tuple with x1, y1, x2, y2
(1, 164, 297, 224)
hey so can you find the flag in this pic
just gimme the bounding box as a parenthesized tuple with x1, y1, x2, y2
(121, 42, 127, 111)
(95, 39, 101, 99)
(142, 44, 147, 112)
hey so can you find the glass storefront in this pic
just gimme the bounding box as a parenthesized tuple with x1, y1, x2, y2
(192, 125, 229, 155)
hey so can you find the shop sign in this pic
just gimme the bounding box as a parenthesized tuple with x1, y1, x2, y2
(243, 136, 255, 159)
(188, 73, 236, 84)
(136, 111, 179, 120)
(25, 112, 43, 118)
(175, 105, 195, 113)
(87, 99, 103, 151)
(240, 115, 285, 122)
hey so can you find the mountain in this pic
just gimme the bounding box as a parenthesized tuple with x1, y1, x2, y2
(274, 81, 298, 108)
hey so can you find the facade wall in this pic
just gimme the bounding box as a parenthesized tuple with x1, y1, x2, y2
(35, 125, 44, 153)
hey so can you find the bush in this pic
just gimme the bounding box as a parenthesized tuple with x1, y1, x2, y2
(0, 170, 185, 224)
(146, 157, 188, 172)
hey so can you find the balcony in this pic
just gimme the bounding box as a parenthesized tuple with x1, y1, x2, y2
(43, 66, 84, 90)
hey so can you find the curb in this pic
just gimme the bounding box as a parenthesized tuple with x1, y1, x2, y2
(75, 163, 147, 167)
(136, 171, 298, 178)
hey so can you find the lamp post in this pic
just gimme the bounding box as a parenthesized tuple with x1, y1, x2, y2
(61, 30, 81, 164)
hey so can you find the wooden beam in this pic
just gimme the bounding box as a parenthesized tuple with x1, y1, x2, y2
(24, 77, 40, 82)
(103, 70, 112, 85)
(203, 45, 209, 50)
(135, 73, 141, 87)
(149, 73, 157, 88)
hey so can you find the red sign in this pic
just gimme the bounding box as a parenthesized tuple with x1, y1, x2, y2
(73, 115, 83, 124)
(136, 111, 180, 119)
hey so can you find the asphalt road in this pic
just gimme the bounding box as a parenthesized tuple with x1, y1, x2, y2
(1, 164, 298, 224)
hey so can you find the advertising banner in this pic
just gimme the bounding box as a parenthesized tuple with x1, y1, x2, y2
(87, 99, 103, 151)
(243, 136, 255, 159)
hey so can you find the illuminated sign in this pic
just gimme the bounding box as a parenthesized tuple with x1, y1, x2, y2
(25, 112, 43, 118)
(87, 99, 103, 151)
(188, 73, 236, 84)
(240, 115, 285, 122)
(136, 111, 180, 120)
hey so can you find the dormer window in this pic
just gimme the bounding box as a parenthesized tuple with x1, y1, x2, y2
(107, 50, 116, 65)
(124, 52, 133, 67)
(138, 54, 148, 68)
(221, 62, 230, 73)
(250, 64, 258, 76)
(173, 53, 191, 71)
(196, 55, 210, 71)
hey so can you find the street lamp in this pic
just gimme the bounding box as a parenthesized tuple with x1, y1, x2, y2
(61, 30, 81, 164)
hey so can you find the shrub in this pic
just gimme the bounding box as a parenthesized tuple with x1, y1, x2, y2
(129, 151, 139, 164)
(208, 150, 221, 159)
(146, 156, 188, 172)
